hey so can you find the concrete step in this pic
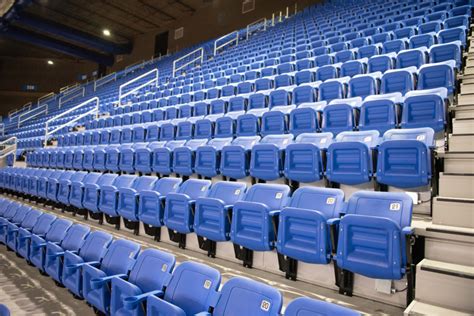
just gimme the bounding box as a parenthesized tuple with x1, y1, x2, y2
(415, 259, 474, 313)
(432, 197, 474, 229)
(448, 134, 474, 152)
(442, 152, 474, 174)
(453, 118, 474, 134)
(439, 173, 474, 199)
(405, 300, 472, 316)
(457, 93, 474, 106)
(454, 105, 474, 119)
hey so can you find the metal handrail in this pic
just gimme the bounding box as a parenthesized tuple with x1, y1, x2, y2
(0, 123, 4, 137)
(17, 102, 49, 128)
(214, 31, 239, 56)
(60, 83, 79, 93)
(124, 60, 146, 76)
(94, 72, 117, 91)
(119, 68, 159, 105)
(0, 136, 17, 159)
(9, 102, 32, 119)
(58, 86, 85, 109)
(44, 97, 99, 145)
(172, 47, 204, 77)
(246, 18, 267, 40)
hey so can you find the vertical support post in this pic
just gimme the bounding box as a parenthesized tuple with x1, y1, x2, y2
(279, 11, 282, 22)
(286, 6, 289, 18)
(272, 13, 275, 26)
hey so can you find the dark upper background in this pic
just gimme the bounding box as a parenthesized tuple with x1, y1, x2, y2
(0, 0, 318, 116)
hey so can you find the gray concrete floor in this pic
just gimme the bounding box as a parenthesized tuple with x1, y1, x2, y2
(0, 194, 404, 315)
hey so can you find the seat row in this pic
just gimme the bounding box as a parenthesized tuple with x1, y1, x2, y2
(0, 198, 359, 315)
(117, 51, 458, 111)
(31, 127, 436, 188)
(0, 173, 415, 301)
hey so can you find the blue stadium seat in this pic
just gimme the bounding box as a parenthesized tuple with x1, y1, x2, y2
(326, 130, 380, 185)
(69, 172, 102, 210)
(381, 67, 416, 95)
(202, 277, 283, 316)
(285, 297, 360, 316)
(98, 175, 137, 221)
(334, 191, 413, 281)
(57, 171, 88, 206)
(230, 184, 291, 267)
(417, 61, 456, 94)
(340, 59, 367, 77)
(44, 224, 90, 283)
(397, 48, 428, 68)
(377, 128, 435, 188)
(27, 218, 72, 272)
(321, 98, 362, 134)
(359, 93, 402, 134)
(172, 138, 209, 176)
(146, 261, 221, 315)
(194, 137, 233, 178)
(116, 176, 157, 226)
(82, 239, 141, 314)
(152, 140, 186, 175)
(429, 41, 462, 68)
(318, 78, 348, 102)
(135, 141, 166, 174)
(82, 173, 118, 214)
(164, 179, 212, 247)
(6, 208, 41, 252)
(348, 73, 380, 98)
(110, 249, 176, 316)
(16, 213, 56, 260)
(367, 53, 396, 73)
(220, 136, 261, 179)
(276, 187, 344, 277)
(402, 88, 447, 132)
(409, 33, 436, 49)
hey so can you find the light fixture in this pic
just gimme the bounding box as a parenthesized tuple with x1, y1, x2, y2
(47, 60, 54, 65)
(103, 29, 111, 36)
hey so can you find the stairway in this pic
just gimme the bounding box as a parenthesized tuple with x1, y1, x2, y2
(405, 27, 474, 315)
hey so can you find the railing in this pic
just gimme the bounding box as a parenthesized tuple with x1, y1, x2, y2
(172, 47, 204, 77)
(44, 97, 99, 146)
(17, 102, 49, 128)
(94, 72, 117, 91)
(59, 83, 79, 93)
(214, 31, 239, 56)
(246, 18, 267, 40)
(0, 136, 17, 159)
(0, 123, 4, 137)
(9, 102, 32, 119)
(119, 68, 159, 105)
(38, 92, 56, 104)
(58, 86, 85, 109)
(124, 60, 147, 76)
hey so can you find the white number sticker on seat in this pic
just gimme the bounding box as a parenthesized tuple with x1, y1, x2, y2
(275, 192, 283, 199)
(204, 280, 211, 289)
(390, 203, 401, 211)
(326, 197, 335, 204)
(260, 300, 271, 311)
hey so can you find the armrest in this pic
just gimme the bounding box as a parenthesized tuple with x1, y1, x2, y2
(0, 223, 8, 228)
(195, 313, 211, 316)
(402, 227, 414, 236)
(146, 295, 186, 316)
(123, 290, 164, 310)
(84, 183, 100, 191)
(101, 185, 118, 192)
(269, 210, 281, 242)
(328, 218, 341, 256)
(59, 180, 72, 186)
(140, 190, 162, 199)
(64, 261, 100, 273)
(91, 274, 128, 290)
(166, 192, 191, 202)
(48, 179, 59, 185)
(32, 242, 47, 250)
(71, 181, 84, 188)
(7, 228, 19, 234)
(47, 251, 66, 259)
(19, 235, 32, 241)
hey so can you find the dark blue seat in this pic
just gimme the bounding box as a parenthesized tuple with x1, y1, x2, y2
(98, 175, 137, 219)
(152, 140, 186, 175)
(402, 88, 447, 132)
(417, 61, 456, 94)
(57, 171, 88, 206)
(69, 172, 102, 210)
(367, 53, 396, 73)
(396, 48, 428, 68)
(116, 176, 158, 224)
(172, 139, 209, 176)
(135, 141, 166, 174)
(381, 67, 416, 95)
(359, 93, 402, 134)
(194, 137, 233, 178)
(82, 173, 118, 213)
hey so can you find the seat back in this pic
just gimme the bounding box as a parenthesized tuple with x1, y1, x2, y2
(131, 176, 157, 191)
(288, 187, 344, 219)
(152, 177, 182, 194)
(78, 231, 113, 262)
(10, 206, 31, 224)
(97, 173, 119, 186)
(60, 224, 90, 251)
(212, 277, 283, 316)
(128, 249, 175, 293)
(82, 172, 103, 185)
(112, 175, 137, 190)
(177, 179, 212, 199)
(100, 239, 141, 276)
(347, 191, 413, 228)
(205, 181, 247, 204)
(243, 184, 291, 210)
(31, 213, 56, 235)
(285, 297, 359, 316)
(163, 261, 221, 315)
(45, 218, 73, 243)
(20, 209, 42, 230)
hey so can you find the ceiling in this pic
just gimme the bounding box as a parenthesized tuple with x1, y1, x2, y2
(0, 0, 203, 63)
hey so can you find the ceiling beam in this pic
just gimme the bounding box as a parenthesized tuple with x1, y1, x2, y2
(138, 0, 176, 21)
(174, 0, 196, 13)
(63, 0, 146, 35)
(0, 26, 114, 65)
(18, 13, 132, 54)
(103, 0, 161, 29)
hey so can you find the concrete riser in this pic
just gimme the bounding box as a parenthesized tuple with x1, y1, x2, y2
(453, 119, 474, 134)
(432, 197, 474, 229)
(425, 237, 474, 267)
(448, 135, 474, 152)
(415, 261, 474, 312)
(444, 158, 474, 174)
(439, 173, 474, 199)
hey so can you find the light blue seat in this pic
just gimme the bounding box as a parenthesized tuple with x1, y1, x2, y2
(326, 130, 380, 185)
(6, 208, 41, 252)
(152, 140, 186, 175)
(62, 231, 113, 297)
(146, 261, 221, 316)
(16, 213, 56, 259)
(117, 176, 158, 226)
(82, 239, 141, 314)
(377, 128, 435, 188)
(82, 173, 118, 214)
(285, 297, 360, 316)
(230, 184, 291, 267)
(163, 179, 212, 248)
(98, 175, 137, 221)
(277, 187, 344, 277)
(417, 61, 456, 95)
(193, 181, 247, 256)
(110, 249, 176, 316)
(135, 141, 166, 174)
(44, 224, 90, 283)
